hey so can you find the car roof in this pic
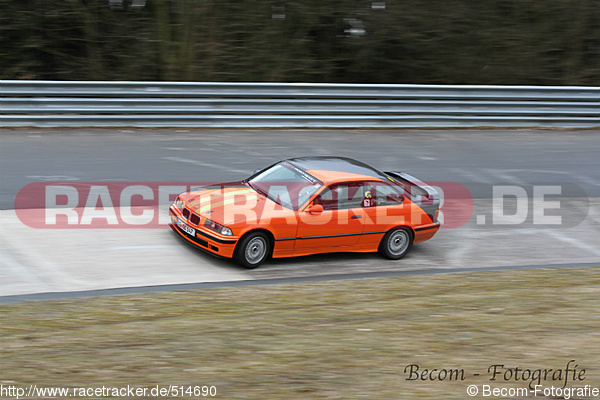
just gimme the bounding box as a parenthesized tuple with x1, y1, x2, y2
(286, 156, 389, 183)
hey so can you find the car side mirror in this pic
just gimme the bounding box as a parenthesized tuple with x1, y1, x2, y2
(307, 204, 324, 215)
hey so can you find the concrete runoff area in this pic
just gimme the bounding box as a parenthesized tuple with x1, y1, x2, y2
(0, 208, 251, 297)
(1, 198, 598, 298)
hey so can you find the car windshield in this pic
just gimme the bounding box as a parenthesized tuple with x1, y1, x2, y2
(247, 162, 323, 210)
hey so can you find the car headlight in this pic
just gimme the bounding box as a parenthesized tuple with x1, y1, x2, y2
(204, 218, 233, 236)
(175, 197, 185, 210)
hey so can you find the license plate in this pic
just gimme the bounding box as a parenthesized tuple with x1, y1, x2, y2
(177, 218, 195, 236)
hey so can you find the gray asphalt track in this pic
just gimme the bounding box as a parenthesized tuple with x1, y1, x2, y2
(2, 128, 599, 208)
(1, 128, 599, 301)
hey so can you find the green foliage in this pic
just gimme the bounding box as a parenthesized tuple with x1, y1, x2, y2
(1, 0, 598, 84)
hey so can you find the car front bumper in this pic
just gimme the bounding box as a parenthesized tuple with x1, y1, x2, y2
(169, 206, 237, 258)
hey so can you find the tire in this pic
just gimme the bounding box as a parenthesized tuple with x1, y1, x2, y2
(234, 231, 271, 269)
(378, 228, 413, 260)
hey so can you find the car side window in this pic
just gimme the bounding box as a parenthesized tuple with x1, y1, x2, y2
(361, 181, 404, 207)
(313, 182, 365, 210)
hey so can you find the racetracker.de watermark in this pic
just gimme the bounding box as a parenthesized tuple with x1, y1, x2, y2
(0, 384, 216, 399)
(13, 181, 588, 229)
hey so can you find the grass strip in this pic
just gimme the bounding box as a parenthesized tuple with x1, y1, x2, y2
(1, 267, 599, 399)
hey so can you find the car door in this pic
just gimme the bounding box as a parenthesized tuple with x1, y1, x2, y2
(294, 182, 366, 250)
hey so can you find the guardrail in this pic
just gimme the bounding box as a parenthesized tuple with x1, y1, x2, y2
(1, 81, 598, 128)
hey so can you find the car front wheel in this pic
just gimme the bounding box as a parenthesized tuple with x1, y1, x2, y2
(234, 232, 270, 269)
(379, 228, 413, 260)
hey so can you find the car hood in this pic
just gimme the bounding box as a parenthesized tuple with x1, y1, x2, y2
(180, 183, 290, 226)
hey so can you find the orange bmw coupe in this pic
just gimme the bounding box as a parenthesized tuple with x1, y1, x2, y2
(169, 157, 440, 268)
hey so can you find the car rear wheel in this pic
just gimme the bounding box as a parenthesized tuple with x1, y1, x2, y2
(234, 232, 270, 269)
(379, 228, 413, 260)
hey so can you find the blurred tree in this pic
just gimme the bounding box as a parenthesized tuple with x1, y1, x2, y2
(0, 0, 598, 84)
